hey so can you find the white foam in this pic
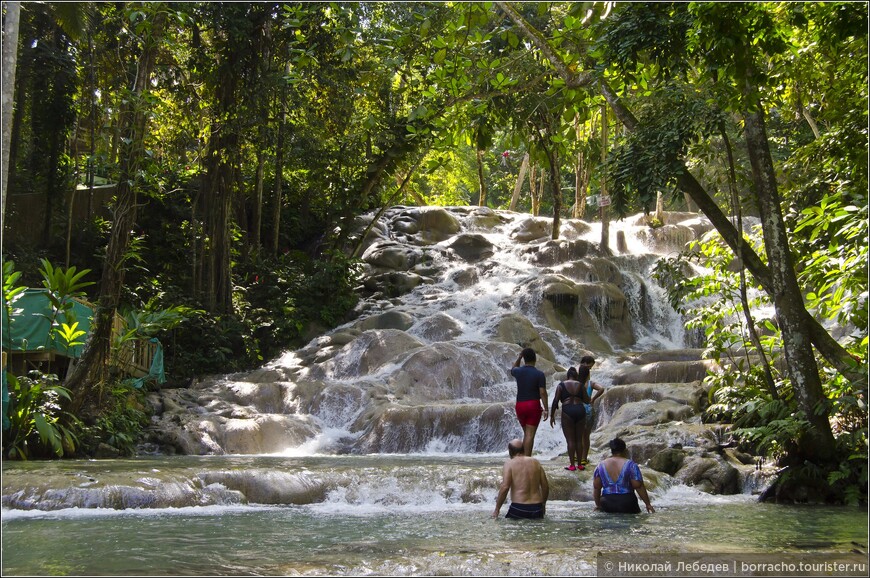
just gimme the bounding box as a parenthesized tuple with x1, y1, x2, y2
(0, 503, 281, 520)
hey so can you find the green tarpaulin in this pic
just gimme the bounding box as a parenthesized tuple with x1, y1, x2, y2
(2, 288, 94, 357)
(2, 289, 166, 430)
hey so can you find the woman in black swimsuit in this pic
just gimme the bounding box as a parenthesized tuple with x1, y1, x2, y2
(549, 367, 592, 471)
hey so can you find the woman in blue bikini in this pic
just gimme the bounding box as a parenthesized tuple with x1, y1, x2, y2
(549, 367, 592, 471)
(593, 438, 655, 514)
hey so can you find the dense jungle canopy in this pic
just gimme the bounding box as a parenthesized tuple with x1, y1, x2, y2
(0, 2, 866, 502)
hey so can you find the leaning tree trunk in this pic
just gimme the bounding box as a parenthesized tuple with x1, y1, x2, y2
(598, 79, 863, 386)
(476, 148, 487, 207)
(742, 96, 836, 460)
(65, 10, 166, 414)
(509, 152, 529, 212)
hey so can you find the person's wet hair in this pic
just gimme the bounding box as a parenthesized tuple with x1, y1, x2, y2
(508, 440, 524, 456)
(521, 348, 536, 363)
(577, 365, 591, 384)
(567, 366, 578, 380)
(609, 438, 627, 454)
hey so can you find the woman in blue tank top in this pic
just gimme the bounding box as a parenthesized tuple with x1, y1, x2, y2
(593, 438, 655, 514)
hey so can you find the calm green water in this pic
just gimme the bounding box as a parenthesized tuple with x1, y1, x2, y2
(2, 455, 867, 576)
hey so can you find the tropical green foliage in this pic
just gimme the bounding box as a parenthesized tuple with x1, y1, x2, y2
(78, 383, 149, 457)
(37, 258, 94, 356)
(655, 225, 867, 503)
(4, 372, 79, 459)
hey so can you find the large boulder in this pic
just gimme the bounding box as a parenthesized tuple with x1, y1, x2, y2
(610, 360, 717, 385)
(352, 402, 511, 453)
(405, 206, 462, 243)
(509, 216, 551, 242)
(674, 454, 742, 494)
(355, 310, 416, 332)
(313, 329, 424, 379)
(493, 313, 556, 362)
(559, 219, 593, 239)
(596, 382, 710, 420)
(441, 233, 495, 262)
(537, 275, 634, 349)
(361, 271, 428, 297)
(464, 206, 505, 231)
(389, 342, 511, 402)
(527, 239, 599, 266)
(361, 241, 424, 271)
(648, 447, 687, 475)
(411, 312, 464, 342)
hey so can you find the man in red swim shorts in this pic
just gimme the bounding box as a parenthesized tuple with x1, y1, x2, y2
(510, 348, 548, 456)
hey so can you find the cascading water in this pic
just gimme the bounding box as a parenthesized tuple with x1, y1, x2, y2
(3, 207, 866, 576)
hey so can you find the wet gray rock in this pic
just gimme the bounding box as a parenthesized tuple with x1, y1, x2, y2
(648, 447, 687, 475)
(610, 360, 717, 385)
(355, 310, 416, 331)
(411, 312, 464, 343)
(493, 312, 556, 362)
(528, 239, 599, 266)
(361, 241, 424, 271)
(675, 454, 741, 494)
(509, 216, 551, 242)
(362, 271, 427, 297)
(442, 233, 495, 262)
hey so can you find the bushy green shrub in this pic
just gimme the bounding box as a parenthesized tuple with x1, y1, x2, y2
(4, 372, 80, 460)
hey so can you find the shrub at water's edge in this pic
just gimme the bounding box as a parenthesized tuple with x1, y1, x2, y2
(654, 227, 867, 505)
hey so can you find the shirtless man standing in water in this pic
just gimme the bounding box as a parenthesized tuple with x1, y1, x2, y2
(492, 439, 550, 519)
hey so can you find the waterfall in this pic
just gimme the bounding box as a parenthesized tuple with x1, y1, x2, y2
(124, 206, 774, 497)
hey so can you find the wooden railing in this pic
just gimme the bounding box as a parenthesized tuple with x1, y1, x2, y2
(110, 314, 157, 378)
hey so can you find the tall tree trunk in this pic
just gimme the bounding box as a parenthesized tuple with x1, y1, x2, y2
(599, 103, 610, 254)
(476, 148, 487, 207)
(252, 148, 265, 250)
(250, 17, 271, 254)
(528, 163, 542, 216)
(86, 33, 96, 220)
(202, 29, 243, 314)
(573, 115, 589, 219)
(7, 42, 27, 195)
(65, 9, 166, 412)
(742, 95, 835, 458)
(544, 144, 561, 239)
(203, 141, 235, 314)
(272, 61, 289, 258)
(1, 0, 20, 226)
(509, 152, 528, 212)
